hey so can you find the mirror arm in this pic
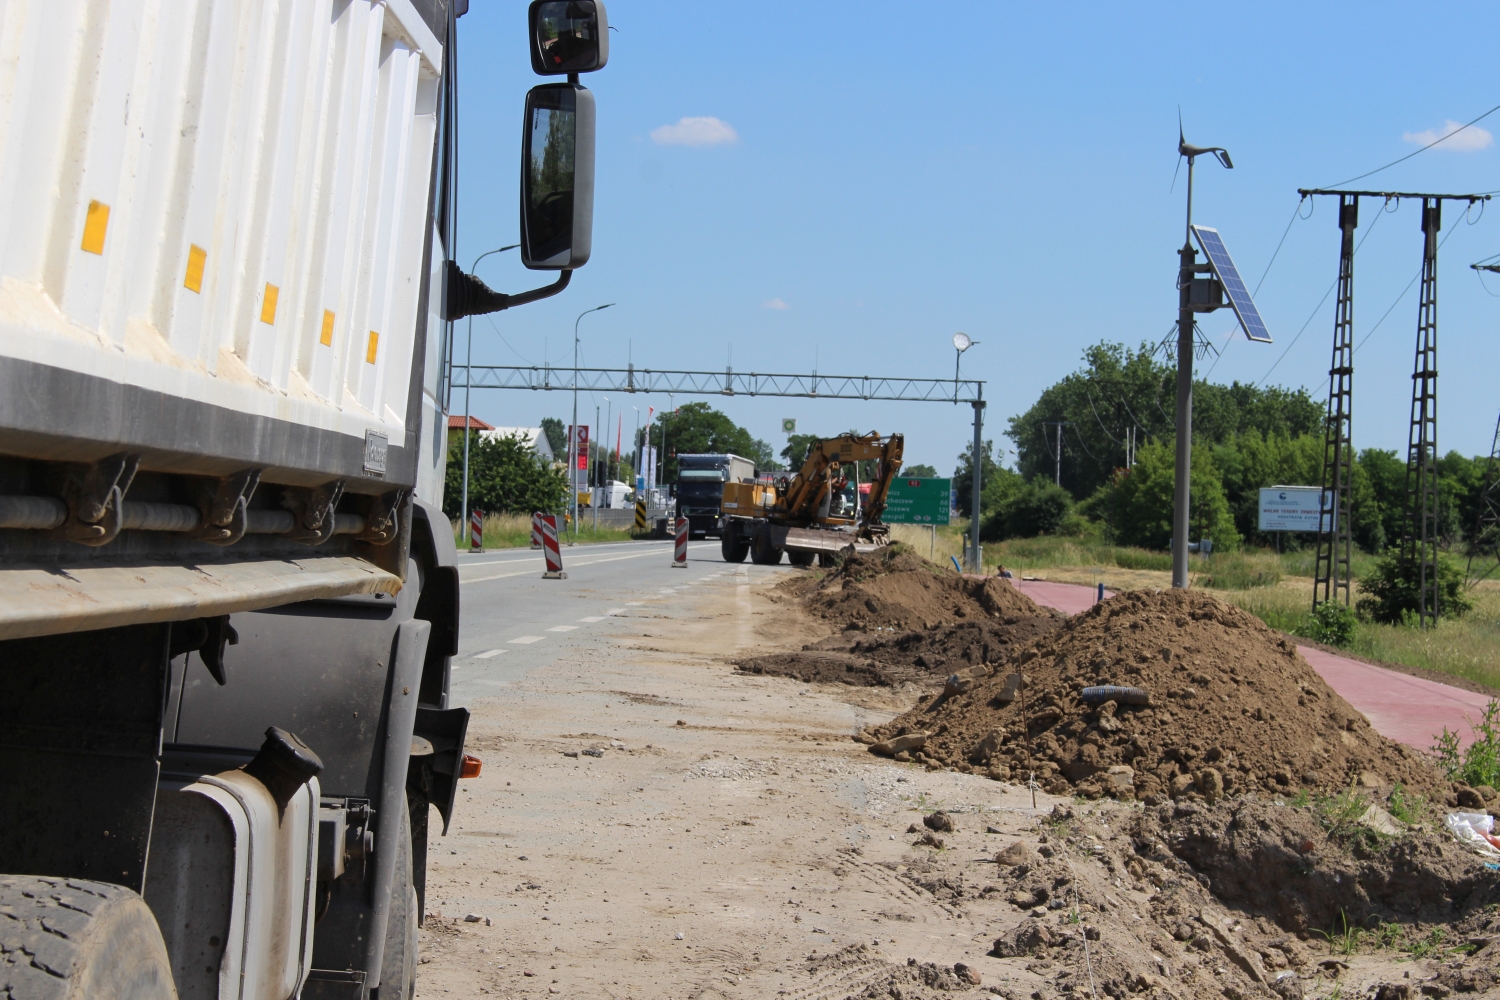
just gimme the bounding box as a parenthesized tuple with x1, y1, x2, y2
(443, 260, 573, 320)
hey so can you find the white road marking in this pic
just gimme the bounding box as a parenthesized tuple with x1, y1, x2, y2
(625, 601, 644, 606)
(509, 635, 546, 644)
(604, 608, 626, 615)
(578, 616, 607, 623)
(473, 649, 506, 659)
(546, 625, 578, 632)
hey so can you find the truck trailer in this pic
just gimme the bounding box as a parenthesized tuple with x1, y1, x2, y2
(0, 2, 607, 998)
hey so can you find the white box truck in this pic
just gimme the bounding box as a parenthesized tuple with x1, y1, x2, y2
(0, 2, 608, 998)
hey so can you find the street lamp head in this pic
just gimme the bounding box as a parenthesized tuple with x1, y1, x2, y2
(953, 332, 974, 352)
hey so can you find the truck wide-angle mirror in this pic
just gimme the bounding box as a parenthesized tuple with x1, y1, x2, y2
(521, 83, 595, 270)
(529, 1, 609, 75)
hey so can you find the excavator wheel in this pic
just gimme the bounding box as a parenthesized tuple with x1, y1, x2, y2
(749, 529, 783, 565)
(786, 550, 816, 567)
(721, 523, 750, 563)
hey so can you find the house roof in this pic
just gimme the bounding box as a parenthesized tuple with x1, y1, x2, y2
(447, 414, 495, 431)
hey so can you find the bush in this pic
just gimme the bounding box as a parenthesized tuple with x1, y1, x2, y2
(1092, 437, 1241, 552)
(443, 431, 569, 519)
(1355, 552, 1473, 624)
(983, 479, 1073, 540)
(1307, 600, 1357, 647)
(1435, 700, 1500, 790)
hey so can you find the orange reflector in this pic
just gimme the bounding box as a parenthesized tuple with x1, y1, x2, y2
(460, 754, 483, 779)
(80, 200, 110, 255)
(260, 283, 279, 325)
(320, 309, 335, 346)
(183, 244, 207, 293)
(365, 329, 379, 364)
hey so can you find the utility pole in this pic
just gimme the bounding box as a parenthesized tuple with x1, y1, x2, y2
(1314, 195, 1357, 610)
(970, 395, 985, 574)
(459, 244, 518, 544)
(570, 303, 614, 539)
(1043, 421, 1068, 486)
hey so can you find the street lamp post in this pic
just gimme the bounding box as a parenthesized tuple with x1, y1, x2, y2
(460, 244, 518, 544)
(952, 333, 982, 573)
(570, 303, 615, 540)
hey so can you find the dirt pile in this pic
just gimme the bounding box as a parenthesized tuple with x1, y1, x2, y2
(736, 616, 1060, 688)
(865, 588, 1446, 801)
(800, 544, 1047, 631)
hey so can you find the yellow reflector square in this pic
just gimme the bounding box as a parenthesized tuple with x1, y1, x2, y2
(366, 330, 379, 364)
(183, 245, 207, 293)
(260, 283, 278, 325)
(80, 200, 109, 255)
(320, 310, 336, 346)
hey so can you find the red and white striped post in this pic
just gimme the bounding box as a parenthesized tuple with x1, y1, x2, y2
(671, 517, 688, 568)
(470, 508, 483, 551)
(529, 512, 543, 549)
(540, 514, 567, 579)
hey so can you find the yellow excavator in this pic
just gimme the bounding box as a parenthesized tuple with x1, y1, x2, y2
(719, 431, 904, 565)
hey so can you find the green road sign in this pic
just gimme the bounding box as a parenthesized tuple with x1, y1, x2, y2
(782, 418, 796, 433)
(883, 477, 951, 525)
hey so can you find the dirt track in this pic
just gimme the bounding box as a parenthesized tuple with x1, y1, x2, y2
(415, 565, 1082, 998)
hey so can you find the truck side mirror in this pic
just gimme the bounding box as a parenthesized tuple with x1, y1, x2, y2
(529, 1, 609, 75)
(521, 83, 595, 270)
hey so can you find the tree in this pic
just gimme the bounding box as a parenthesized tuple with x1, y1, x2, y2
(953, 438, 1001, 518)
(1356, 553, 1472, 624)
(1211, 431, 1323, 546)
(1007, 340, 1324, 502)
(443, 431, 569, 519)
(781, 433, 822, 469)
(1090, 437, 1240, 551)
(539, 417, 567, 460)
(904, 463, 938, 478)
(647, 402, 773, 481)
(981, 476, 1072, 541)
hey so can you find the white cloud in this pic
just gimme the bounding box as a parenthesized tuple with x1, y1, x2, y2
(1402, 119, 1494, 152)
(650, 116, 738, 147)
(761, 298, 788, 310)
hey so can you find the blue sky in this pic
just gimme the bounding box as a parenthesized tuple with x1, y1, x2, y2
(451, 2, 1500, 475)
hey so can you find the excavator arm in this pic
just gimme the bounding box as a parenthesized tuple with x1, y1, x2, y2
(776, 432, 904, 529)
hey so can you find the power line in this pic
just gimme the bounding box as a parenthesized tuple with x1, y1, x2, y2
(1254, 197, 1391, 386)
(1322, 100, 1500, 189)
(1355, 208, 1469, 354)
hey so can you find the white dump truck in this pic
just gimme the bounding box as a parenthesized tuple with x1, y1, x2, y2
(0, 2, 607, 997)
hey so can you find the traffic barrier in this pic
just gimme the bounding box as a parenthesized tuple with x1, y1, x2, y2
(540, 514, 566, 579)
(470, 508, 483, 551)
(530, 512, 543, 549)
(633, 500, 647, 534)
(672, 517, 688, 568)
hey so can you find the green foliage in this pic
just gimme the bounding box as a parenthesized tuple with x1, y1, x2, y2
(1408, 927, 1448, 960)
(1313, 785, 1373, 841)
(903, 463, 938, 479)
(780, 432, 822, 468)
(1434, 699, 1500, 790)
(1386, 784, 1424, 825)
(980, 477, 1073, 542)
(442, 431, 568, 519)
(952, 439, 1002, 518)
(1006, 340, 1323, 502)
(1356, 552, 1473, 624)
(1313, 909, 1364, 957)
(1211, 430, 1323, 545)
(1090, 437, 1241, 551)
(1196, 551, 1282, 590)
(1308, 600, 1358, 647)
(648, 402, 773, 480)
(539, 417, 567, 459)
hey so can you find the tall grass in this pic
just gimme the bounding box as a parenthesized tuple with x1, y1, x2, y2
(450, 512, 637, 550)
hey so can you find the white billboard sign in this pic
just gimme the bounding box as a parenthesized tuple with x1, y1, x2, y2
(1258, 486, 1331, 532)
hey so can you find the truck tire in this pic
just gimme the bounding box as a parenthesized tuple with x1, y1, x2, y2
(378, 806, 419, 1000)
(720, 524, 749, 563)
(750, 530, 783, 565)
(786, 550, 816, 567)
(0, 875, 177, 1000)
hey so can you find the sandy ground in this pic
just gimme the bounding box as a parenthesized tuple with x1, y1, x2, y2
(413, 567, 1080, 999)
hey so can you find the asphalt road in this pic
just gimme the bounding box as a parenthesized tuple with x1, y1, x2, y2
(448, 539, 794, 706)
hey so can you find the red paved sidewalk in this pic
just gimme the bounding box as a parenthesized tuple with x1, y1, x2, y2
(1012, 578, 1492, 751)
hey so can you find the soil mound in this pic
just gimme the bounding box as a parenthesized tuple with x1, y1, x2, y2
(736, 616, 1060, 688)
(867, 588, 1445, 800)
(803, 545, 1047, 631)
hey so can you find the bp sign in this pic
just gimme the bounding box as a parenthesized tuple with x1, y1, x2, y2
(884, 477, 952, 525)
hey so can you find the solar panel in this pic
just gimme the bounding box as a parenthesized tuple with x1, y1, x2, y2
(1191, 225, 1272, 343)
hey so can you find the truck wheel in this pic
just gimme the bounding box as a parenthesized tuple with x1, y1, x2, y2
(750, 531, 783, 565)
(0, 875, 177, 1000)
(787, 550, 816, 567)
(720, 524, 749, 563)
(379, 805, 419, 1000)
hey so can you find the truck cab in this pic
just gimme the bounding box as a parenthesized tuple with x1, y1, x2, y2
(675, 453, 757, 538)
